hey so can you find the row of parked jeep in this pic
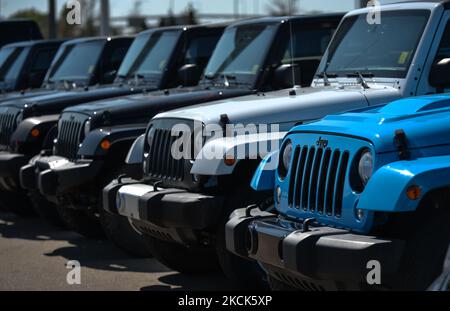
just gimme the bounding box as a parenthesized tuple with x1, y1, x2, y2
(1, 1, 450, 291)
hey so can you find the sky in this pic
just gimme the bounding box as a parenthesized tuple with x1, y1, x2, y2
(0, 0, 359, 18)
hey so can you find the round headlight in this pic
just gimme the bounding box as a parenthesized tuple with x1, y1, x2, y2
(358, 150, 373, 185)
(279, 140, 293, 180)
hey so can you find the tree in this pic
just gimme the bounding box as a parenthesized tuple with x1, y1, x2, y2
(267, 0, 300, 16)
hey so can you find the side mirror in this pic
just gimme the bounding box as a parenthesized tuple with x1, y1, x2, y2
(430, 58, 450, 92)
(102, 70, 117, 84)
(274, 64, 302, 89)
(178, 64, 201, 87)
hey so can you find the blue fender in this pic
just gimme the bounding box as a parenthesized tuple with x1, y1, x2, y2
(359, 155, 450, 212)
(250, 151, 279, 191)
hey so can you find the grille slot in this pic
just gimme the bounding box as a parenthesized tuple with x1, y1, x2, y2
(146, 128, 184, 181)
(0, 110, 18, 147)
(288, 146, 350, 218)
(55, 117, 85, 160)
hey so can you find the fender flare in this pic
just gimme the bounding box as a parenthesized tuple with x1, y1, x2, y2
(125, 134, 145, 164)
(11, 114, 59, 143)
(250, 150, 279, 191)
(359, 155, 450, 212)
(190, 131, 286, 176)
(77, 125, 147, 157)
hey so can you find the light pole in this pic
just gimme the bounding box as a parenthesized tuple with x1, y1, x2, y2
(48, 0, 57, 38)
(100, 0, 110, 36)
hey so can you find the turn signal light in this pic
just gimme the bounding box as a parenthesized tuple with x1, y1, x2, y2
(100, 139, 111, 150)
(406, 185, 421, 200)
(31, 128, 40, 137)
(224, 155, 236, 166)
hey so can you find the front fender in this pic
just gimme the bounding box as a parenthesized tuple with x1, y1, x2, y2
(359, 155, 450, 212)
(11, 114, 59, 144)
(125, 134, 145, 164)
(78, 124, 147, 157)
(190, 131, 286, 176)
(250, 150, 279, 191)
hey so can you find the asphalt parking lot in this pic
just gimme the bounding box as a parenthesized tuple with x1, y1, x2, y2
(0, 210, 234, 291)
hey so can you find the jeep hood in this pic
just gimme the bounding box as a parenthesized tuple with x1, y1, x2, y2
(0, 84, 152, 116)
(153, 85, 401, 132)
(63, 87, 251, 127)
(293, 95, 450, 154)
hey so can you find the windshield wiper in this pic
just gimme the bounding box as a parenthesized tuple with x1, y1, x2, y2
(346, 72, 374, 89)
(316, 71, 338, 86)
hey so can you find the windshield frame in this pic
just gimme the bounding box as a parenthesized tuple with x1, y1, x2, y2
(317, 9, 431, 79)
(0, 46, 30, 82)
(200, 22, 279, 88)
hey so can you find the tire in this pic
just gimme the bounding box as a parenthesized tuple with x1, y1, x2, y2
(268, 276, 296, 291)
(144, 235, 220, 274)
(388, 202, 450, 291)
(29, 190, 67, 228)
(0, 190, 36, 216)
(99, 209, 153, 257)
(56, 203, 105, 238)
(216, 184, 272, 290)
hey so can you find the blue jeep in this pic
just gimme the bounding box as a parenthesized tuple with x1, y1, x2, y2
(226, 94, 450, 290)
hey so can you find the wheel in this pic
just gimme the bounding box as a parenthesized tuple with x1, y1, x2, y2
(29, 190, 67, 228)
(268, 275, 296, 291)
(0, 190, 36, 216)
(56, 203, 105, 238)
(144, 235, 220, 274)
(99, 208, 153, 257)
(216, 183, 272, 290)
(388, 202, 450, 290)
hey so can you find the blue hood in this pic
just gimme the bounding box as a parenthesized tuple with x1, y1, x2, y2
(291, 94, 450, 154)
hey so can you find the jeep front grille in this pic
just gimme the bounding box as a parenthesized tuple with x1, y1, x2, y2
(55, 115, 87, 160)
(0, 110, 18, 147)
(287, 145, 349, 218)
(146, 128, 184, 181)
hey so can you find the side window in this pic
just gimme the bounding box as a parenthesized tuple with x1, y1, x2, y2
(184, 33, 221, 70)
(433, 21, 450, 61)
(281, 22, 337, 86)
(31, 48, 56, 72)
(105, 45, 129, 73)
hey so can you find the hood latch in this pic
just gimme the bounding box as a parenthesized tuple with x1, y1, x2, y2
(394, 129, 410, 160)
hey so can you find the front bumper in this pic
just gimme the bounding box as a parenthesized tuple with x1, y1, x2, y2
(0, 151, 30, 191)
(21, 154, 103, 196)
(103, 179, 223, 243)
(226, 208, 405, 288)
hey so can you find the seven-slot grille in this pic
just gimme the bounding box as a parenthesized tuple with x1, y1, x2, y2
(0, 110, 18, 147)
(287, 145, 349, 218)
(55, 115, 86, 160)
(145, 128, 185, 181)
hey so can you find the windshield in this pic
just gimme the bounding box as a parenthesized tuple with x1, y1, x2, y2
(117, 30, 181, 79)
(48, 41, 104, 83)
(321, 10, 430, 78)
(203, 24, 277, 85)
(0, 47, 29, 81)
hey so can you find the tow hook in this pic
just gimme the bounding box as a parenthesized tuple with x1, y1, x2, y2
(245, 204, 259, 217)
(302, 218, 316, 233)
(153, 180, 163, 191)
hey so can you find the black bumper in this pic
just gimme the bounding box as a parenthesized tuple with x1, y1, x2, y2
(26, 155, 103, 196)
(103, 178, 223, 230)
(226, 208, 405, 285)
(0, 151, 30, 191)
